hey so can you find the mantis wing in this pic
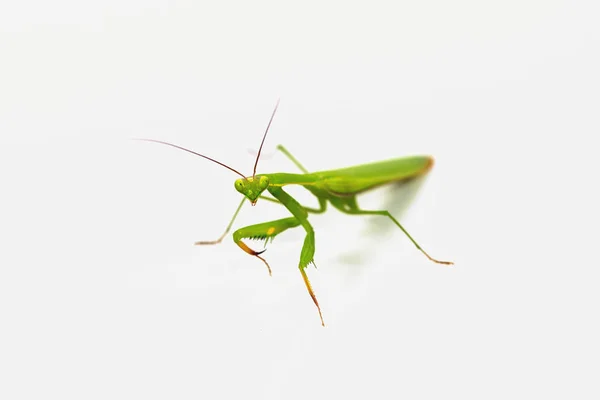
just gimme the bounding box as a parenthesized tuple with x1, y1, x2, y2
(319, 156, 433, 196)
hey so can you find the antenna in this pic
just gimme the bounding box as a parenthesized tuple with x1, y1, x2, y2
(133, 138, 246, 179)
(252, 98, 280, 178)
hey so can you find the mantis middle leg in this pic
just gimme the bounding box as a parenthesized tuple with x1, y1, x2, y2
(258, 194, 327, 214)
(195, 198, 246, 245)
(276, 145, 309, 173)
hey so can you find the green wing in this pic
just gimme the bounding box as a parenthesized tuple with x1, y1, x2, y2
(316, 156, 433, 195)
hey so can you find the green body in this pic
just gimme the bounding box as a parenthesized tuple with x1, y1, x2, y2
(226, 147, 450, 326)
(267, 155, 432, 194)
(139, 103, 452, 326)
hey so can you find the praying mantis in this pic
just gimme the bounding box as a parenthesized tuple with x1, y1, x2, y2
(137, 100, 453, 326)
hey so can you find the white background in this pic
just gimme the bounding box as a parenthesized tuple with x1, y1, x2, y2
(1, 1, 599, 398)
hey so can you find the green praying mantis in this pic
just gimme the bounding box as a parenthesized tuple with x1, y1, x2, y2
(137, 100, 453, 326)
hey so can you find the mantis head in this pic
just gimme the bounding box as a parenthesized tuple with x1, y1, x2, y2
(234, 175, 269, 205)
(135, 99, 279, 207)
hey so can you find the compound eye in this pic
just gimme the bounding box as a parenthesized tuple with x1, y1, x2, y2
(259, 176, 269, 190)
(234, 179, 244, 192)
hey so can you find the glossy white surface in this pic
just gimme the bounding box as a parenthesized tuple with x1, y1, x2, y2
(1, 1, 598, 398)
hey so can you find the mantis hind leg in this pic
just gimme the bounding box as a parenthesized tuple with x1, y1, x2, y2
(332, 197, 453, 265)
(233, 217, 301, 276)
